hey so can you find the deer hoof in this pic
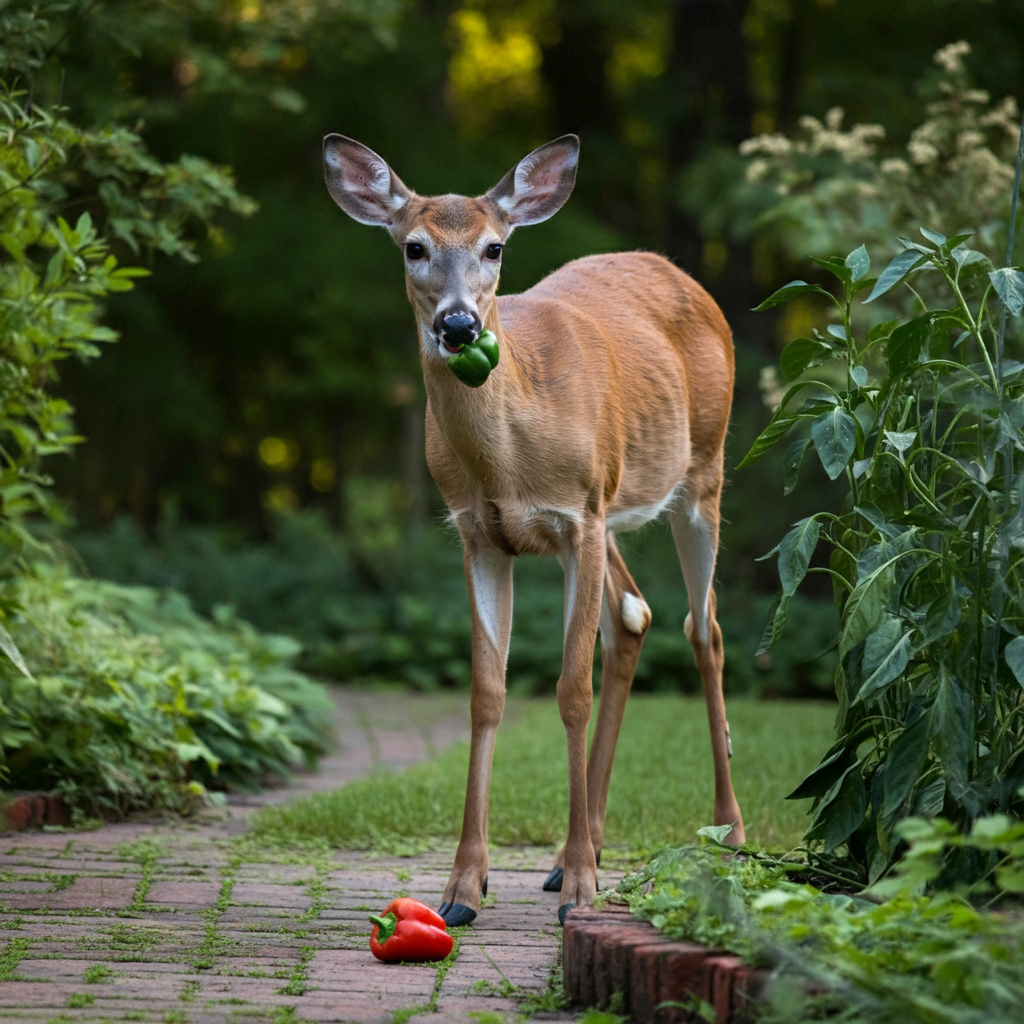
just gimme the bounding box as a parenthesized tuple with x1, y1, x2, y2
(543, 866, 563, 891)
(438, 901, 477, 928)
(557, 902, 576, 925)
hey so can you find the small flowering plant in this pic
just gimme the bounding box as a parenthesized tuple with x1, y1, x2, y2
(741, 41, 1022, 268)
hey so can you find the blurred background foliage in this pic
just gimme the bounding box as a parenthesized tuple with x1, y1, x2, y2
(8, 0, 1024, 697)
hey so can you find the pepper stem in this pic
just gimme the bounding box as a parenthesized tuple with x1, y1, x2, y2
(369, 911, 397, 943)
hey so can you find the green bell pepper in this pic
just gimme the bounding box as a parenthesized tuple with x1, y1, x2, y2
(447, 329, 500, 387)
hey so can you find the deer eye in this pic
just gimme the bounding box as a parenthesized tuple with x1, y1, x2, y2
(405, 242, 426, 261)
(484, 243, 502, 261)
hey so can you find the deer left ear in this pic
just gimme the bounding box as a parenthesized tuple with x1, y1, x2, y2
(486, 134, 579, 227)
(324, 134, 412, 227)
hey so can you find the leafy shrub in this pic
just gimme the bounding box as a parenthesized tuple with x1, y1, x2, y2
(0, 560, 332, 818)
(745, 217, 1024, 883)
(0, 3, 253, 586)
(70, 507, 838, 697)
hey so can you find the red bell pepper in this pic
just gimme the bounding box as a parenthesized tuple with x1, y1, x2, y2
(369, 897, 454, 962)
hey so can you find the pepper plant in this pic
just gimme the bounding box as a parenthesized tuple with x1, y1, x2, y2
(743, 137, 1024, 884)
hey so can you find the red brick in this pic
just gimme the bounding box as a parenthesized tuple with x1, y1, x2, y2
(562, 904, 638, 1004)
(705, 955, 743, 1023)
(2, 793, 71, 831)
(3, 795, 41, 831)
(592, 921, 664, 1009)
(628, 940, 708, 1024)
(731, 965, 770, 1022)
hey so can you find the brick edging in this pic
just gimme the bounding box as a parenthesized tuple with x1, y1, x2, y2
(562, 905, 768, 1023)
(2, 793, 72, 831)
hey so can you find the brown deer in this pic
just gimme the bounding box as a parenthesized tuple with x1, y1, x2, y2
(323, 133, 744, 926)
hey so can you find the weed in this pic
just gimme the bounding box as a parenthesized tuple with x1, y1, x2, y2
(391, 1004, 433, 1024)
(45, 873, 78, 893)
(83, 964, 113, 983)
(66, 992, 95, 1008)
(179, 978, 202, 1002)
(275, 945, 315, 997)
(0, 936, 30, 980)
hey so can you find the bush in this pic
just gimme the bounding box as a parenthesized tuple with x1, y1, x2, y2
(70, 506, 838, 698)
(0, 559, 333, 818)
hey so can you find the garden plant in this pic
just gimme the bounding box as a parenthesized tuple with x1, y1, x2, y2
(0, 0, 330, 815)
(609, 40, 1024, 1024)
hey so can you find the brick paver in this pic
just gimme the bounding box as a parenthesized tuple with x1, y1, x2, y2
(0, 689, 604, 1023)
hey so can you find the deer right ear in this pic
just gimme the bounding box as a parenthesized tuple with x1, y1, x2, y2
(323, 134, 412, 227)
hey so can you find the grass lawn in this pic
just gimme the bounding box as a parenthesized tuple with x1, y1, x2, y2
(250, 695, 836, 858)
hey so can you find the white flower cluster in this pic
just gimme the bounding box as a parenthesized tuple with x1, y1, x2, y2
(737, 40, 1022, 262)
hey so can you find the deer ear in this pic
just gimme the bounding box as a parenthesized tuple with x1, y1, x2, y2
(486, 135, 579, 227)
(323, 134, 412, 227)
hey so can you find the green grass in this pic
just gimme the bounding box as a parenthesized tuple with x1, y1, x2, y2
(250, 695, 836, 855)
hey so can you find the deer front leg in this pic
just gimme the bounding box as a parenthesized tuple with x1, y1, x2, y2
(553, 522, 607, 923)
(544, 532, 650, 893)
(439, 543, 513, 927)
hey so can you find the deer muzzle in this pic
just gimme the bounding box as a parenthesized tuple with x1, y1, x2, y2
(437, 311, 480, 353)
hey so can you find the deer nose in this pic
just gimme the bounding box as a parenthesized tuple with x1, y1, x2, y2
(437, 311, 480, 351)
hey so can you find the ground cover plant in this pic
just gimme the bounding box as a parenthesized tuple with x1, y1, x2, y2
(0, 560, 332, 818)
(615, 818, 1024, 1024)
(249, 695, 836, 857)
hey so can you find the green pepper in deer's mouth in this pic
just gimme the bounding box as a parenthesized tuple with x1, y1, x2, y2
(447, 329, 499, 387)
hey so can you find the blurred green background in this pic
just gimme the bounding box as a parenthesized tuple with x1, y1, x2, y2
(33, 0, 1024, 695)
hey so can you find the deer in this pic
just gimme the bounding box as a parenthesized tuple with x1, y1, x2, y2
(322, 132, 745, 927)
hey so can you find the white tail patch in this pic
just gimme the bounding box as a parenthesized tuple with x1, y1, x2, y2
(620, 592, 651, 635)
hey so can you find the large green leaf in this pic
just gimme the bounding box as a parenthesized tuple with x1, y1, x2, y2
(989, 267, 1024, 317)
(845, 244, 870, 283)
(887, 312, 935, 376)
(807, 761, 868, 853)
(782, 437, 813, 495)
(811, 406, 858, 480)
(753, 279, 834, 311)
(841, 560, 897, 657)
(755, 593, 789, 657)
(737, 414, 798, 469)
(865, 249, 928, 303)
(932, 670, 973, 792)
(0, 622, 34, 680)
(880, 713, 932, 823)
(855, 620, 915, 704)
(780, 336, 834, 382)
(778, 517, 821, 597)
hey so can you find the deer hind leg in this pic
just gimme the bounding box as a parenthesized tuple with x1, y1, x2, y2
(439, 543, 513, 927)
(544, 531, 651, 893)
(669, 500, 745, 846)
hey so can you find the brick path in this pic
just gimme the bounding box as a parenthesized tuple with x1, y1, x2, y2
(0, 690, 611, 1023)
